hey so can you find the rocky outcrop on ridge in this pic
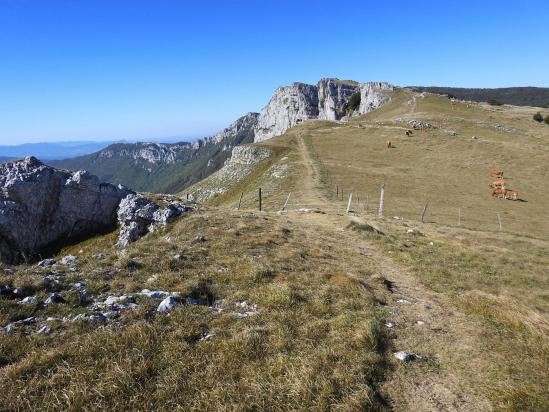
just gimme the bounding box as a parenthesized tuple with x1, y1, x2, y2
(116, 194, 193, 247)
(0, 157, 131, 263)
(254, 83, 319, 142)
(189, 145, 272, 202)
(254, 79, 393, 142)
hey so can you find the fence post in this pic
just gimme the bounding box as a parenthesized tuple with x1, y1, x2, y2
(378, 184, 385, 216)
(420, 201, 429, 223)
(496, 212, 502, 231)
(336, 185, 339, 199)
(346, 192, 353, 214)
(281, 192, 292, 211)
(237, 192, 243, 210)
(259, 188, 262, 212)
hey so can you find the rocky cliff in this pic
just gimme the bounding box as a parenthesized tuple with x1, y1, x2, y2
(254, 79, 393, 142)
(254, 83, 319, 142)
(0, 157, 131, 263)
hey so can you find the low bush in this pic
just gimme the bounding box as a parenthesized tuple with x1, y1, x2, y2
(533, 112, 543, 122)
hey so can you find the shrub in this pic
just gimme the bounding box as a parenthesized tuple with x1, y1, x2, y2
(544, 115, 549, 125)
(533, 112, 543, 122)
(486, 99, 503, 106)
(346, 91, 361, 112)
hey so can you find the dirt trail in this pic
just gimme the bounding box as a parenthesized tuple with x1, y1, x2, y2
(283, 134, 493, 411)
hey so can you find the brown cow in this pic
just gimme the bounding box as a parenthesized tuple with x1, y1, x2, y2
(386, 140, 393, 148)
(492, 188, 506, 198)
(405, 130, 413, 136)
(490, 169, 504, 178)
(505, 190, 518, 200)
(489, 179, 506, 188)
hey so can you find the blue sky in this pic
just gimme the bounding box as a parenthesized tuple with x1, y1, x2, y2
(1, 0, 548, 144)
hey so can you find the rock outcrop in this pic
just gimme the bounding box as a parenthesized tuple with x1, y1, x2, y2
(189, 145, 272, 202)
(317, 79, 359, 121)
(0, 157, 131, 263)
(254, 83, 319, 142)
(116, 194, 192, 247)
(254, 79, 393, 142)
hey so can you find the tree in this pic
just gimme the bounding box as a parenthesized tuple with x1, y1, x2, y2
(346, 91, 361, 112)
(533, 112, 543, 122)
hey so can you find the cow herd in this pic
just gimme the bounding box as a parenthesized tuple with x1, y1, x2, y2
(490, 170, 519, 200)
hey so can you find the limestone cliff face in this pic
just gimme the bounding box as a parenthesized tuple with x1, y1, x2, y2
(254, 83, 319, 142)
(317, 79, 359, 121)
(358, 82, 393, 114)
(0, 157, 131, 263)
(254, 79, 393, 142)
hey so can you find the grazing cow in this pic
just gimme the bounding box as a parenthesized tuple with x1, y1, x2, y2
(490, 169, 504, 178)
(386, 140, 393, 148)
(492, 188, 518, 200)
(492, 188, 506, 198)
(405, 130, 414, 136)
(489, 179, 506, 188)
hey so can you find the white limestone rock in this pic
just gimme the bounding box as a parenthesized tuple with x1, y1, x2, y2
(254, 82, 319, 142)
(0, 157, 131, 264)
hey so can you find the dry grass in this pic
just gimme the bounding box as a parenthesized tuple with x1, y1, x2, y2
(0, 210, 394, 410)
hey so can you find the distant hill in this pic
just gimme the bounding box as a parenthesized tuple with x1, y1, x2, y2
(0, 141, 119, 161)
(51, 113, 258, 193)
(408, 86, 549, 108)
(0, 156, 14, 163)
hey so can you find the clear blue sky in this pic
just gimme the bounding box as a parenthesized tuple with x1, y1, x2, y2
(1, 0, 548, 144)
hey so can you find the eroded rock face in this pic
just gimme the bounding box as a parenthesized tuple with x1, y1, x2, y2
(254, 79, 393, 142)
(318, 78, 359, 121)
(0, 157, 131, 263)
(254, 83, 319, 142)
(358, 82, 393, 114)
(116, 194, 192, 247)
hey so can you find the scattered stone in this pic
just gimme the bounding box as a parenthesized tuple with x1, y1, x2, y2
(78, 290, 93, 305)
(59, 255, 78, 265)
(43, 276, 60, 292)
(37, 259, 56, 267)
(416, 320, 425, 325)
(397, 299, 411, 304)
(71, 282, 86, 291)
(93, 253, 107, 259)
(15, 316, 37, 325)
(186, 296, 209, 306)
(157, 296, 181, 313)
(200, 332, 216, 341)
(0, 285, 12, 296)
(406, 228, 424, 236)
(17, 295, 39, 305)
(394, 351, 422, 361)
(88, 313, 108, 323)
(140, 289, 170, 299)
(471, 135, 478, 139)
(44, 293, 65, 305)
(385, 322, 395, 329)
(12, 287, 24, 297)
(3, 268, 15, 274)
(174, 253, 189, 260)
(36, 325, 51, 334)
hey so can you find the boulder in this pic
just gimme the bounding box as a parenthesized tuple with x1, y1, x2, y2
(157, 296, 181, 313)
(117, 194, 192, 247)
(0, 157, 131, 263)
